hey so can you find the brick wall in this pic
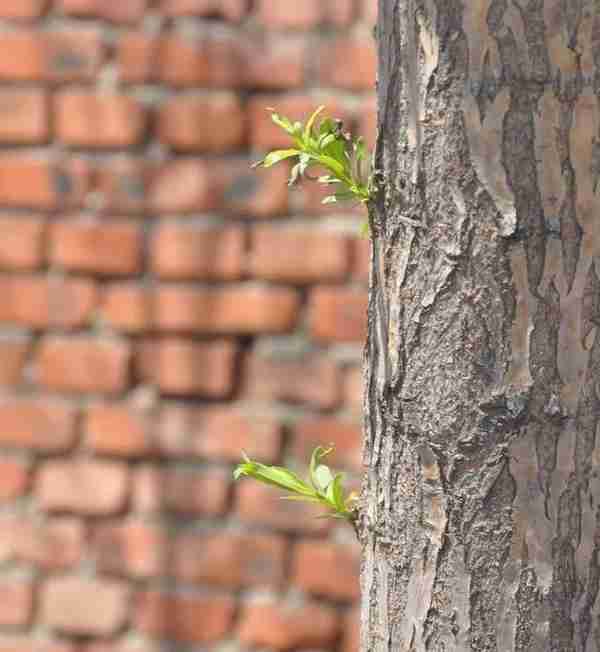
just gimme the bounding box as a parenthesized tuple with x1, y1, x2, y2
(0, 2, 375, 652)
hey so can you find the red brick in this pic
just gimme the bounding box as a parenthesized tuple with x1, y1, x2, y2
(0, 156, 89, 210)
(157, 405, 282, 462)
(158, 32, 241, 88)
(0, 460, 30, 502)
(36, 337, 131, 394)
(163, 469, 229, 516)
(101, 284, 150, 333)
(36, 459, 129, 515)
(0, 1, 47, 19)
(241, 354, 341, 409)
(320, 35, 376, 90)
(158, 93, 245, 152)
(361, 0, 377, 23)
(55, 92, 146, 148)
(116, 32, 157, 84)
(0, 337, 30, 387)
(0, 581, 33, 627)
(0, 30, 103, 82)
(0, 399, 76, 452)
(256, 0, 354, 28)
(294, 417, 362, 471)
(238, 600, 339, 650)
(136, 338, 237, 397)
(50, 220, 142, 276)
(0, 216, 45, 270)
(291, 541, 360, 600)
(309, 287, 368, 342)
(353, 234, 371, 282)
(242, 37, 307, 89)
(0, 640, 76, 652)
(136, 591, 235, 644)
(358, 93, 377, 149)
(222, 161, 290, 218)
(148, 159, 216, 214)
(0, 91, 48, 144)
(86, 404, 153, 458)
(150, 223, 244, 281)
(156, 285, 300, 334)
(236, 482, 331, 534)
(250, 226, 349, 282)
(0, 517, 84, 569)
(248, 94, 352, 149)
(343, 609, 360, 652)
(131, 465, 162, 514)
(344, 366, 364, 412)
(92, 521, 168, 579)
(173, 531, 286, 588)
(161, 0, 247, 20)
(41, 576, 129, 636)
(94, 158, 146, 215)
(58, 0, 146, 23)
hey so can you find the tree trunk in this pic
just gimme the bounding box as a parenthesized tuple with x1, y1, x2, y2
(360, 1, 600, 650)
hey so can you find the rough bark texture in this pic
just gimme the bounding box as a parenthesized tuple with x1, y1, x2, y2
(360, 1, 600, 650)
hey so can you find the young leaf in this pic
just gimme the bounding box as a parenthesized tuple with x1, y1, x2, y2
(261, 149, 300, 168)
(304, 105, 326, 141)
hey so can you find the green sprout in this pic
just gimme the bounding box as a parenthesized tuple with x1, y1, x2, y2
(252, 105, 373, 210)
(233, 445, 358, 523)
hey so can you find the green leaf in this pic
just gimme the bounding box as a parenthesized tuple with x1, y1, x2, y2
(309, 446, 333, 491)
(234, 460, 313, 496)
(270, 112, 296, 135)
(262, 149, 300, 168)
(322, 195, 337, 205)
(314, 464, 334, 492)
(304, 105, 326, 142)
(326, 473, 346, 512)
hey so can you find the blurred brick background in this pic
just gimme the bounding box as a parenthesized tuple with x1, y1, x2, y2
(0, 2, 376, 652)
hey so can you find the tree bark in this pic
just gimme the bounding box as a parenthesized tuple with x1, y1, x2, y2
(360, 1, 600, 650)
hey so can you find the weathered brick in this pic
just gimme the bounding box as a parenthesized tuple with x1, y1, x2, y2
(0, 399, 76, 452)
(116, 32, 157, 83)
(256, 0, 354, 28)
(86, 403, 153, 458)
(100, 284, 149, 333)
(250, 226, 349, 282)
(0, 91, 48, 144)
(158, 32, 241, 88)
(294, 418, 362, 471)
(0, 156, 89, 210)
(291, 541, 360, 600)
(0, 30, 103, 82)
(58, 0, 146, 23)
(238, 600, 339, 650)
(358, 93, 377, 149)
(236, 482, 330, 534)
(0, 460, 30, 502)
(0, 275, 97, 330)
(150, 223, 245, 281)
(222, 160, 290, 217)
(136, 338, 237, 398)
(319, 35, 376, 90)
(50, 220, 142, 276)
(163, 468, 229, 516)
(36, 337, 131, 394)
(94, 158, 146, 215)
(0, 517, 84, 569)
(0, 581, 33, 627)
(173, 531, 286, 588)
(0, 337, 30, 387)
(131, 465, 162, 514)
(158, 93, 245, 152)
(156, 285, 300, 334)
(248, 94, 351, 148)
(241, 353, 341, 409)
(242, 37, 307, 89)
(0, 1, 47, 19)
(161, 0, 247, 20)
(0, 216, 45, 270)
(36, 459, 129, 515)
(148, 159, 216, 214)
(92, 521, 168, 578)
(309, 287, 368, 342)
(157, 405, 282, 462)
(361, 0, 377, 23)
(353, 234, 371, 282)
(41, 576, 129, 636)
(55, 92, 146, 148)
(344, 365, 364, 412)
(135, 591, 235, 644)
(0, 640, 76, 652)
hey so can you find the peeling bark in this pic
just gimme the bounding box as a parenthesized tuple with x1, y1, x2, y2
(361, 1, 600, 650)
